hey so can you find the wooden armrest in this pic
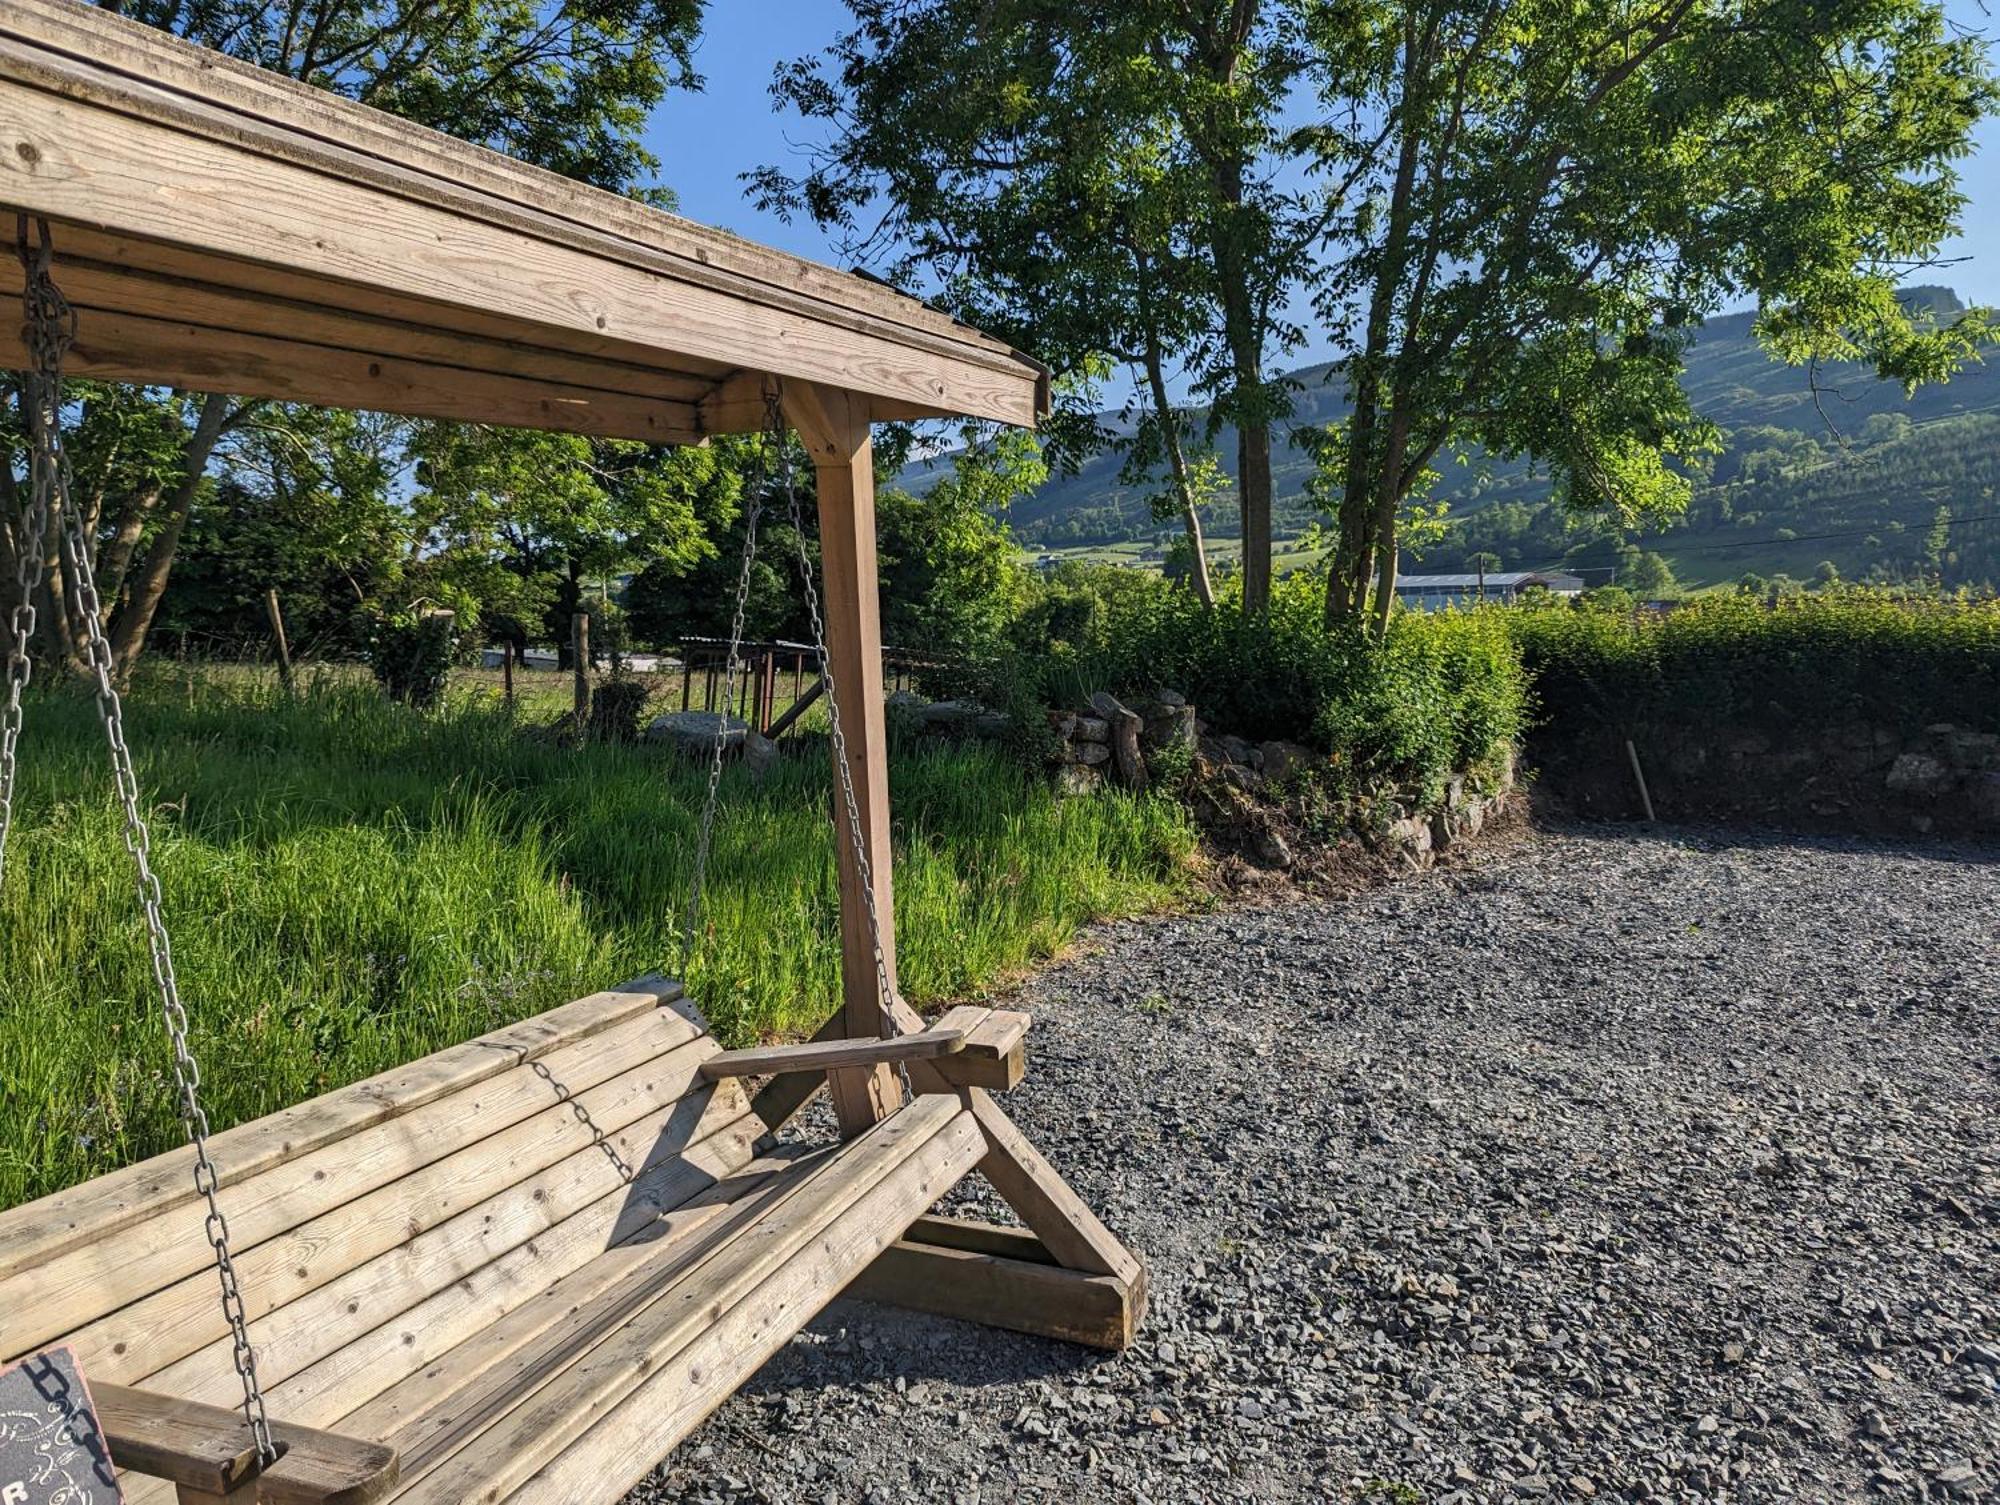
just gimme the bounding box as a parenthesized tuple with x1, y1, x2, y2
(698, 1028, 966, 1081)
(96, 1382, 399, 1505)
(916, 1006, 1030, 1091)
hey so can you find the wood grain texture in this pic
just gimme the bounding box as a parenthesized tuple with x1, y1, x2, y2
(501, 1109, 985, 1505)
(782, 379, 908, 1135)
(846, 1224, 1147, 1350)
(0, 254, 718, 406)
(96, 1383, 261, 1496)
(0, 979, 682, 1287)
(0, 0, 1035, 368)
(98, 1383, 398, 1505)
(7, 1009, 711, 1370)
(391, 1099, 977, 1505)
(0, 36, 1043, 426)
(698, 1028, 966, 1081)
(0, 304, 706, 444)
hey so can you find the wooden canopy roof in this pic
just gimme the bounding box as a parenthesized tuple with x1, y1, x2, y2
(0, 0, 1048, 443)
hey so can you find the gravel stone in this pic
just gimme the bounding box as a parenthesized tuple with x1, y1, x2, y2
(629, 824, 2000, 1504)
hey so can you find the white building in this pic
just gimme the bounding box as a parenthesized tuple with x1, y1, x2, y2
(1393, 571, 1585, 610)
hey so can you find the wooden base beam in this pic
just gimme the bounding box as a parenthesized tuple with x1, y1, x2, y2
(845, 1215, 1146, 1351)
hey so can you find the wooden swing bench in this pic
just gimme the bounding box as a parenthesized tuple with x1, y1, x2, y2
(0, 980, 1142, 1504)
(0, 4, 1146, 1499)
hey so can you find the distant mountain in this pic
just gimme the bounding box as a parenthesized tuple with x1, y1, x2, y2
(974, 287, 2000, 590)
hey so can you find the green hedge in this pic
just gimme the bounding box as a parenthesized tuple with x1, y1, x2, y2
(1511, 589, 2000, 741)
(969, 567, 1528, 807)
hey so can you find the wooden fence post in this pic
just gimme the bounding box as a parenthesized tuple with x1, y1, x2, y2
(571, 612, 591, 727)
(264, 588, 294, 696)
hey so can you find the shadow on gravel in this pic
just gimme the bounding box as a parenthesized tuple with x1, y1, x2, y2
(1537, 813, 2000, 865)
(730, 1297, 1110, 1395)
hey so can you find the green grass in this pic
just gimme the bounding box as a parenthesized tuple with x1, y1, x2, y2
(0, 668, 1195, 1209)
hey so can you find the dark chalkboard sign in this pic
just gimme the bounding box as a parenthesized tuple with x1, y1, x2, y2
(0, 1346, 121, 1504)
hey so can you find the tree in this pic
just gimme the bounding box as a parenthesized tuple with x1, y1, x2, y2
(757, 0, 1328, 615)
(3, 0, 706, 679)
(878, 427, 1040, 655)
(1924, 503, 1954, 580)
(406, 425, 727, 664)
(1302, 0, 1994, 636)
(156, 407, 402, 659)
(1621, 549, 1678, 598)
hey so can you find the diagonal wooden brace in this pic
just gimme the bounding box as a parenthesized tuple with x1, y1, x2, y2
(843, 1088, 1147, 1350)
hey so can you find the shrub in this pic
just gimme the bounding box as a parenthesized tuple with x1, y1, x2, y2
(1510, 588, 2000, 742)
(368, 607, 460, 709)
(993, 565, 1528, 805)
(587, 677, 652, 742)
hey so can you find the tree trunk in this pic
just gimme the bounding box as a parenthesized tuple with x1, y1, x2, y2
(1206, 149, 1275, 615)
(97, 485, 162, 624)
(1327, 392, 1380, 626)
(0, 445, 19, 617)
(107, 392, 232, 680)
(1367, 402, 1415, 640)
(554, 558, 583, 670)
(1139, 336, 1215, 609)
(1327, 14, 1427, 631)
(1237, 412, 1272, 613)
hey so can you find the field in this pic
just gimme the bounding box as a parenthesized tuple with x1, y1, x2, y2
(0, 668, 1195, 1209)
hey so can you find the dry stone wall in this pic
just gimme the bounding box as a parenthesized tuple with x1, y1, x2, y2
(895, 686, 1516, 872)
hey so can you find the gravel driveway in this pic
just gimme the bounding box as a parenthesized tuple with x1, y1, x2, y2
(636, 824, 2000, 1505)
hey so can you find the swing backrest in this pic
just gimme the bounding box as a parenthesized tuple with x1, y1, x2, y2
(0, 978, 761, 1432)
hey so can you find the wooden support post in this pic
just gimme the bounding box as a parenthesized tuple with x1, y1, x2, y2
(680, 646, 693, 711)
(571, 612, 590, 727)
(780, 379, 904, 1135)
(264, 587, 295, 696)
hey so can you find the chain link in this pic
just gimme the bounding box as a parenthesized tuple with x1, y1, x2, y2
(6, 217, 277, 1464)
(0, 222, 64, 881)
(680, 428, 770, 977)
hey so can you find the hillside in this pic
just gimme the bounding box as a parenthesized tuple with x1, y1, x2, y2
(992, 288, 2000, 591)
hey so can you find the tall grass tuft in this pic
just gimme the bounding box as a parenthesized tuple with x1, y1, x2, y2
(0, 669, 1194, 1207)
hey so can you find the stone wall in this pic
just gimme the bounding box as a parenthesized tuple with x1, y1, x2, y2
(1536, 720, 2000, 836)
(915, 685, 1517, 873)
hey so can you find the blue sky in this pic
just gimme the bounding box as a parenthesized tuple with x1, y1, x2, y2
(646, 1, 2000, 373)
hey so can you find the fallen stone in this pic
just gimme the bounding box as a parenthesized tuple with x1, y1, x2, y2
(646, 710, 750, 754)
(1088, 691, 1150, 792)
(1257, 740, 1315, 784)
(1053, 764, 1102, 797)
(916, 699, 986, 734)
(741, 731, 778, 780)
(1251, 824, 1293, 869)
(1885, 752, 1952, 798)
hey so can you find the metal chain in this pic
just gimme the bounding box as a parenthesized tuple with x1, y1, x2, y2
(8, 217, 277, 1465)
(770, 400, 911, 1097)
(680, 426, 770, 977)
(0, 226, 65, 881)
